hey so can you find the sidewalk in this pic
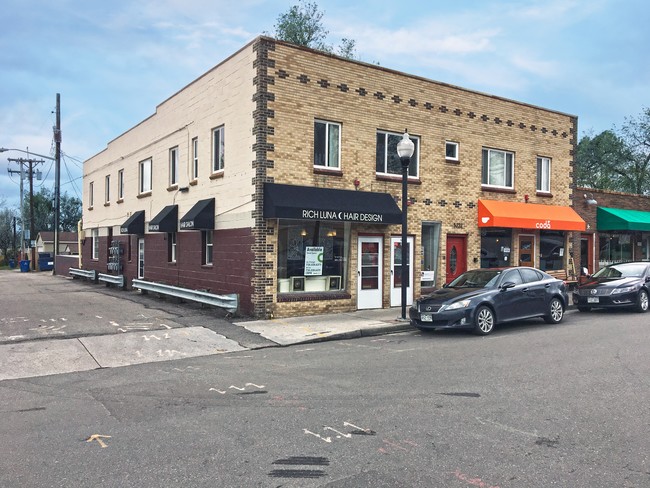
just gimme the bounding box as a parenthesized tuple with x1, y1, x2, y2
(0, 306, 411, 381)
(234, 307, 411, 346)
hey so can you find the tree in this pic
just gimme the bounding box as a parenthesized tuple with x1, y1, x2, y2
(273, 1, 357, 59)
(575, 108, 650, 195)
(0, 206, 17, 260)
(22, 188, 82, 234)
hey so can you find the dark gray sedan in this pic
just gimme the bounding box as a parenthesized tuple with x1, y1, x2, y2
(573, 261, 650, 313)
(410, 267, 568, 335)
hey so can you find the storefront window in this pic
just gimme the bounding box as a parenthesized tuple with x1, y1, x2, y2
(643, 234, 650, 261)
(540, 230, 565, 271)
(480, 229, 512, 268)
(421, 222, 441, 287)
(277, 220, 350, 293)
(598, 233, 633, 266)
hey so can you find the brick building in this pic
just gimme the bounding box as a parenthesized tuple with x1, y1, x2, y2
(82, 36, 585, 318)
(573, 188, 650, 276)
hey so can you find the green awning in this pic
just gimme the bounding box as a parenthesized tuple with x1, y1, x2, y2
(597, 206, 650, 231)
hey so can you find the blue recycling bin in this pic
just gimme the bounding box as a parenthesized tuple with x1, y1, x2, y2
(8, 259, 15, 269)
(19, 260, 30, 272)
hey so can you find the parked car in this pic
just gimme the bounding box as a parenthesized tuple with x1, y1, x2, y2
(409, 267, 568, 335)
(573, 262, 650, 313)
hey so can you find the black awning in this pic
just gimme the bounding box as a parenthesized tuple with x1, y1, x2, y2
(263, 183, 402, 224)
(148, 205, 178, 233)
(120, 210, 145, 235)
(180, 198, 215, 230)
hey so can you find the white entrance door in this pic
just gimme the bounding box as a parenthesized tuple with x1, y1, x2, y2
(358, 236, 383, 309)
(390, 236, 414, 307)
(138, 238, 145, 279)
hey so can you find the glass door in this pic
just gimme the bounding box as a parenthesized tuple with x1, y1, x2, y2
(390, 236, 413, 307)
(357, 237, 383, 309)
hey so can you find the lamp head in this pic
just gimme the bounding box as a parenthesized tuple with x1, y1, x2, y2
(396, 129, 415, 165)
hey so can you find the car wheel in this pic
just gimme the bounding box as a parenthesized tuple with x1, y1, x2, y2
(544, 297, 564, 324)
(577, 306, 590, 313)
(635, 289, 649, 313)
(473, 306, 495, 335)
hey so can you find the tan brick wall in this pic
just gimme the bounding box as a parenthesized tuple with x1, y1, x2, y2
(264, 40, 576, 318)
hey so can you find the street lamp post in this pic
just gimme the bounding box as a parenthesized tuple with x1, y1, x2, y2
(396, 130, 415, 320)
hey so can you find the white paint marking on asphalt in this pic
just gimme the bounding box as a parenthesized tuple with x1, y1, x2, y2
(343, 421, 373, 433)
(476, 417, 540, 438)
(324, 427, 352, 438)
(245, 383, 265, 388)
(225, 355, 253, 359)
(109, 321, 120, 327)
(159, 324, 172, 329)
(295, 348, 315, 352)
(95, 316, 102, 319)
(7, 335, 26, 340)
(209, 388, 227, 394)
(303, 429, 332, 443)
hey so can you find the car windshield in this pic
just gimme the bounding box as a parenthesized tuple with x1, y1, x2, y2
(448, 270, 502, 288)
(592, 263, 647, 279)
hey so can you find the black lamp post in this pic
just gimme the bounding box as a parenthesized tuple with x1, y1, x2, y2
(396, 130, 415, 319)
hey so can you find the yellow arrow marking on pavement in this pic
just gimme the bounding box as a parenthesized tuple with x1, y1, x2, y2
(86, 434, 111, 448)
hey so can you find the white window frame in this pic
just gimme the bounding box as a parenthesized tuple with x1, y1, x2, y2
(445, 141, 459, 161)
(203, 230, 213, 265)
(139, 158, 152, 194)
(537, 156, 551, 193)
(376, 130, 420, 178)
(89, 181, 94, 208)
(168, 232, 177, 263)
(104, 175, 110, 204)
(192, 137, 199, 180)
(212, 126, 224, 173)
(91, 228, 99, 260)
(117, 169, 124, 200)
(314, 120, 341, 169)
(482, 148, 514, 189)
(169, 146, 179, 186)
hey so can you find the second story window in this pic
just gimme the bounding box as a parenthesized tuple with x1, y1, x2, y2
(537, 156, 551, 193)
(139, 158, 152, 194)
(104, 175, 110, 204)
(192, 137, 199, 180)
(376, 130, 419, 177)
(446, 141, 459, 161)
(482, 148, 514, 189)
(169, 146, 179, 186)
(314, 120, 340, 169)
(212, 126, 224, 173)
(117, 169, 124, 200)
(89, 181, 94, 208)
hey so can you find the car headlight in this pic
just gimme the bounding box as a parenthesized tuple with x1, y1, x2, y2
(441, 299, 471, 311)
(612, 285, 637, 294)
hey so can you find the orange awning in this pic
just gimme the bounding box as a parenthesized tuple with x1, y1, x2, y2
(478, 199, 586, 231)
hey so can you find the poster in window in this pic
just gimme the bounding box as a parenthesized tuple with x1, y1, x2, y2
(304, 246, 324, 276)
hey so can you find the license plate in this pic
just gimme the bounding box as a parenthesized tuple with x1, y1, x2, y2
(587, 297, 599, 303)
(420, 313, 433, 322)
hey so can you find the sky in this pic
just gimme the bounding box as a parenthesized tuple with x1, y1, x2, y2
(1, 0, 649, 210)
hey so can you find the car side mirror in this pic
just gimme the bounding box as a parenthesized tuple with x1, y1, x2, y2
(500, 281, 516, 291)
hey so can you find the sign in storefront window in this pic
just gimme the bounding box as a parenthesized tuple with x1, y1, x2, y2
(421, 222, 440, 287)
(480, 229, 512, 268)
(277, 221, 349, 293)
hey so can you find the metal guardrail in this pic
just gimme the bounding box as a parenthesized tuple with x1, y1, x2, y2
(98, 273, 125, 288)
(131, 279, 238, 313)
(69, 268, 98, 282)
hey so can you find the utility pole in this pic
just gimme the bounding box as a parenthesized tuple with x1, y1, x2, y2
(54, 93, 61, 274)
(8, 156, 44, 269)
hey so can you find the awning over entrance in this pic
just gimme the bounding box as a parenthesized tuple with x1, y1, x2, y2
(120, 210, 145, 235)
(597, 206, 650, 231)
(478, 199, 586, 231)
(180, 198, 215, 230)
(263, 182, 402, 224)
(148, 205, 178, 233)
